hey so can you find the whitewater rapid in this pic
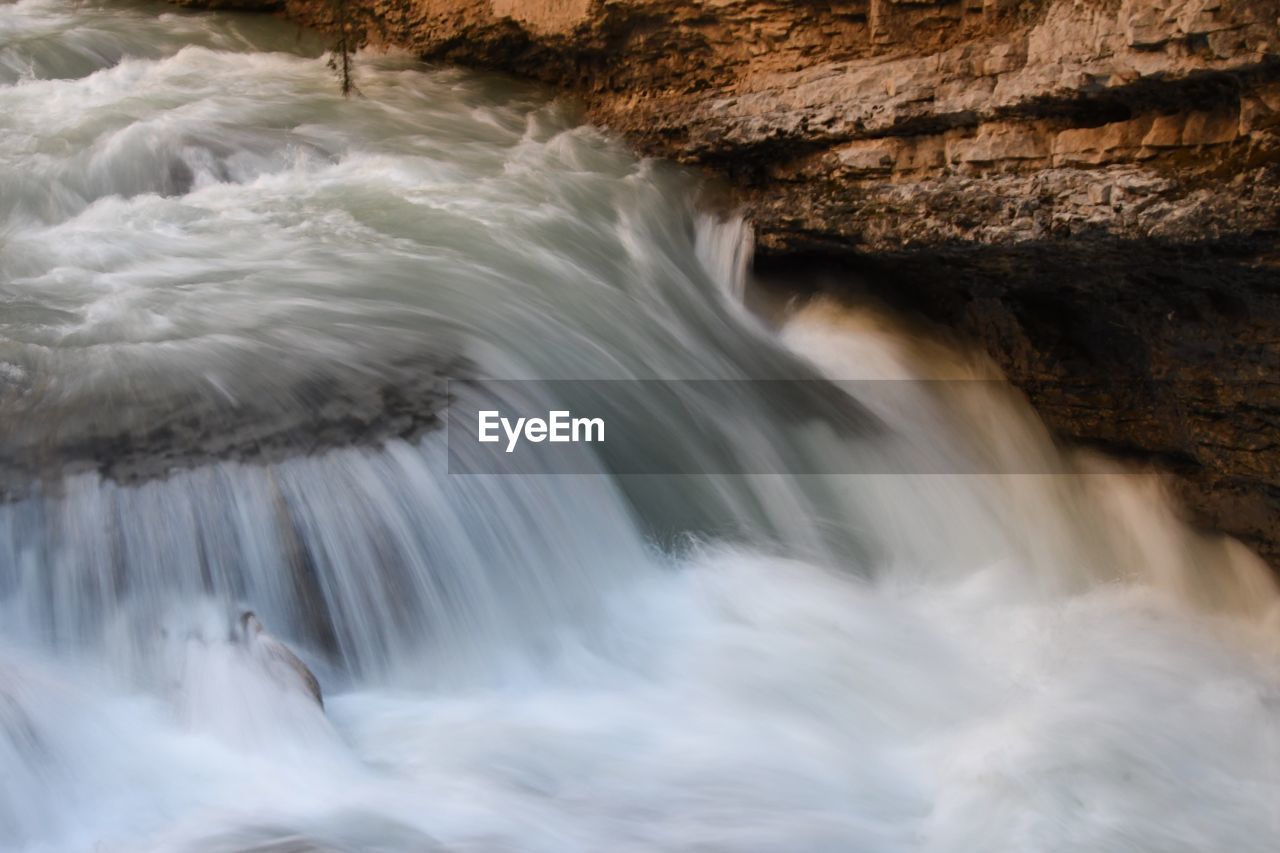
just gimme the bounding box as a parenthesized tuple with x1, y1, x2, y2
(1, 2, 1278, 851)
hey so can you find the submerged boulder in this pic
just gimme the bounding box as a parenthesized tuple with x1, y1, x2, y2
(237, 612, 324, 709)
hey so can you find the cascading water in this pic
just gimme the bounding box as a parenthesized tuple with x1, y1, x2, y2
(1, 2, 1278, 851)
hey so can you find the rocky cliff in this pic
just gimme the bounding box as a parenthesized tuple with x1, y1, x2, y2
(295, 1, 1278, 249)
(187, 0, 1280, 566)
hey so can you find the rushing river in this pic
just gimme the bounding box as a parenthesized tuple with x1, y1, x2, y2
(2, 1, 1279, 851)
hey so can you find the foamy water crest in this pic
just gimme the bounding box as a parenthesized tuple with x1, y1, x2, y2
(1, 2, 1278, 851)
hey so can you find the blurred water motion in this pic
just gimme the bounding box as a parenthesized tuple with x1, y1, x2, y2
(1, 2, 1278, 851)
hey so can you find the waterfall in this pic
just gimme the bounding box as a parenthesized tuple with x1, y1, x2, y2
(1, 2, 1278, 851)
(695, 211, 754, 302)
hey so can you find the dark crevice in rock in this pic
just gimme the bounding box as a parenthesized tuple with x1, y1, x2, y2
(755, 239, 1280, 565)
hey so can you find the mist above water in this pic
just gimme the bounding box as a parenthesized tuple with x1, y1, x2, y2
(1, 2, 1278, 851)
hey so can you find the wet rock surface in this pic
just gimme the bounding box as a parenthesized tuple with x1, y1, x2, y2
(0, 354, 456, 498)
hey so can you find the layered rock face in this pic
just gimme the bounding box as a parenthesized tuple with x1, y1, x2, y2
(280, 0, 1278, 233)
(210, 0, 1279, 564)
